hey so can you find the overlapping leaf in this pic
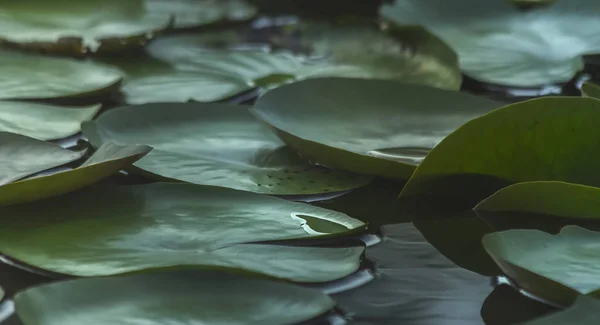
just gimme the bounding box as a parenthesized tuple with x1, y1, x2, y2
(381, 0, 600, 86)
(0, 140, 151, 206)
(0, 183, 365, 281)
(400, 97, 600, 211)
(14, 270, 336, 325)
(251, 77, 501, 179)
(483, 226, 600, 306)
(0, 0, 171, 55)
(83, 102, 372, 195)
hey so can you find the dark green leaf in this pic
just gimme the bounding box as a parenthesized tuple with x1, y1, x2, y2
(14, 270, 336, 325)
(145, 0, 256, 29)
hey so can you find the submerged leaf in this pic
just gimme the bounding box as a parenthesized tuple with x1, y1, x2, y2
(251, 77, 501, 179)
(483, 226, 600, 305)
(0, 51, 123, 101)
(83, 102, 372, 195)
(14, 270, 336, 325)
(0, 183, 364, 282)
(381, 0, 599, 86)
(400, 97, 600, 211)
(0, 0, 171, 55)
(0, 101, 100, 140)
(0, 141, 151, 206)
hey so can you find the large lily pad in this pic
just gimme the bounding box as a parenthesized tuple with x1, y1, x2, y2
(0, 51, 123, 101)
(0, 141, 151, 206)
(483, 226, 600, 306)
(109, 23, 463, 104)
(251, 77, 501, 179)
(14, 270, 336, 325)
(0, 183, 364, 281)
(82, 102, 372, 195)
(0, 0, 171, 55)
(145, 0, 256, 29)
(475, 181, 600, 219)
(0, 132, 85, 185)
(0, 101, 100, 140)
(380, 0, 600, 86)
(400, 97, 600, 210)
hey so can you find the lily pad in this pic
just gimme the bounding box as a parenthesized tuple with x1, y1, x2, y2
(380, 0, 600, 86)
(82, 102, 372, 195)
(515, 296, 600, 325)
(475, 181, 600, 219)
(581, 81, 600, 99)
(279, 21, 462, 90)
(0, 0, 171, 55)
(400, 97, 600, 210)
(14, 270, 336, 325)
(0, 141, 151, 206)
(483, 226, 600, 306)
(251, 77, 501, 179)
(0, 183, 365, 281)
(0, 101, 100, 140)
(0, 51, 123, 101)
(145, 0, 257, 29)
(109, 23, 463, 104)
(0, 132, 85, 185)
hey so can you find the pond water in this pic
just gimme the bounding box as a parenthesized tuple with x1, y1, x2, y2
(2, 16, 599, 325)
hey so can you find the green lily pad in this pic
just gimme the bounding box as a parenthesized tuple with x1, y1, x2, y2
(581, 82, 600, 99)
(0, 0, 171, 55)
(14, 270, 336, 325)
(82, 102, 372, 195)
(483, 226, 600, 306)
(475, 181, 600, 219)
(0, 141, 151, 206)
(0, 183, 365, 281)
(0, 101, 100, 140)
(0, 285, 3, 301)
(0, 51, 123, 100)
(515, 296, 600, 325)
(145, 0, 257, 29)
(0, 132, 86, 185)
(284, 21, 462, 90)
(251, 77, 501, 179)
(380, 0, 598, 86)
(108, 23, 463, 104)
(400, 97, 600, 211)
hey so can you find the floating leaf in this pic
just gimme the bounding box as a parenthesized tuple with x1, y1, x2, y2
(251, 77, 501, 179)
(0, 183, 365, 281)
(0, 132, 85, 185)
(0, 141, 151, 206)
(145, 0, 256, 29)
(14, 270, 336, 325)
(380, 0, 599, 86)
(0, 0, 171, 55)
(475, 181, 600, 219)
(0, 51, 123, 101)
(290, 21, 462, 90)
(0, 101, 100, 140)
(108, 24, 463, 104)
(483, 226, 600, 306)
(581, 81, 600, 99)
(83, 102, 371, 195)
(514, 296, 600, 325)
(400, 97, 600, 211)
